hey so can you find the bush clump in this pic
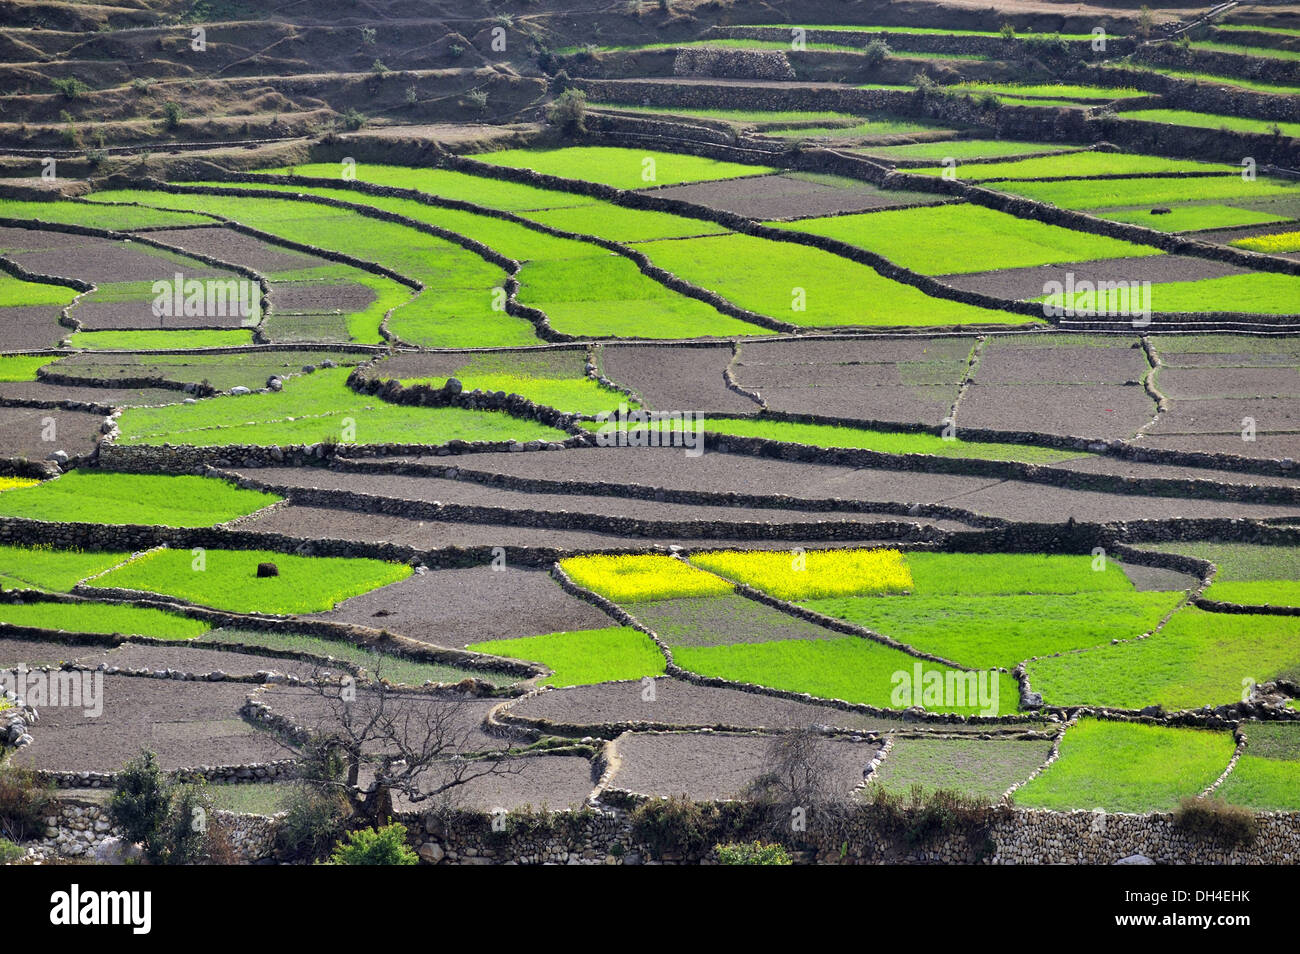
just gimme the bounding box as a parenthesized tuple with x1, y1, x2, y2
(0, 766, 53, 844)
(1173, 796, 1258, 847)
(328, 823, 418, 865)
(716, 840, 793, 865)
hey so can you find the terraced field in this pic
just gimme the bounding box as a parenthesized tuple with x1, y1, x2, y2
(0, 0, 1299, 873)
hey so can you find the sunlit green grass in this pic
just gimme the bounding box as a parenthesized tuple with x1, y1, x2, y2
(0, 274, 79, 308)
(0, 544, 130, 592)
(86, 547, 413, 614)
(912, 152, 1236, 181)
(1216, 724, 1300, 811)
(0, 600, 208, 639)
(472, 146, 775, 189)
(769, 204, 1161, 274)
(469, 626, 666, 686)
(993, 175, 1300, 210)
(0, 471, 280, 527)
(68, 329, 254, 350)
(115, 367, 569, 447)
(1098, 204, 1291, 232)
(1043, 272, 1300, 315)
(1015, 719, 1234, 812)
(0, 198, 210, 230)
(870, 736, 1054, 799)
(0, 355, 53, 381)
(1026, 607, 1300, 710)
(1120, 108, 1300, 138)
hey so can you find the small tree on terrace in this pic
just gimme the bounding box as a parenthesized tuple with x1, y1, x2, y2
(548, 87, 588, 136)
(278, 664, 521, 828)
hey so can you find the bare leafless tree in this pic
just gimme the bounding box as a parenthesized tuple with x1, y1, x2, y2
(744, 727, 848, 839)
(269, 660, 521, 825)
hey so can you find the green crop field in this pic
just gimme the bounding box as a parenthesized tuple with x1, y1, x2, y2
(948, 82, 1146, 101)
(912, 152, 1237, 181)
(636, 233, 1037, 327)
(0, 198, 211, 230)
(870, 736, 1055, 799)
(85, 547, 413, 614)
(1216, 724, 1300, 811)
(674, 637, 1018, 715)
(469, 626, 666, 686)
(471, 146, 775, 189)
(0, 600, 209, 640)
(1231, 230, 1300, 254)
(1119, 108, 1300, 138)
(770, 203, 1162, 274)
(1098, 204, 1292, 232)
(1025, 607, 1300, 711)
(1147, 542, 1300, 606)
(993, 175, 1300, 210)
(67, 329, 255, 350)
(0, 355, 53, 381)
(1045, 272, 1300, 316)
(113, 366, 568, 447)
(395, 351, 634, 416)
(0, 545, 130, 592)
(863, 140, 1075, 161)
(0, 275, 79, 308)
(1014, 719, 1234, 812)
(0, 471, 280, 527)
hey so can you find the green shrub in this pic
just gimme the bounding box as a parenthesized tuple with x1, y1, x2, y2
(275, 784, 349, 862)
(0, 837, 22, 864)
(52, 77, 90, 100)
(630, 796, 721, 857)
(165, 786, 215, 866)
(863, 38, 891, 67)
(341, 107, 365, 130)
(162, 101, 183, 130)
(0, 766, 53, 843)
(716, 840, 793, 865)
(999, 22, 1015, 40)
(1173, 796, 1258, 846)
(328, 823, 418, 865)
(548, 87, 587, 135)
(108, 750, 172, 863)
(865, 785, 995, 846)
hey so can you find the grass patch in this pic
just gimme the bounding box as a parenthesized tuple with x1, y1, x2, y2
(638, 233, 1036, 327)
(86, 548, 413, 614)
(689, 548, 912, 600)
(203, 627, 511, 687)
(115, 367, 569, 448)
(994, 175, 1300, 210)
(0, 356, 53, 381)
(870, 736, 1054, 799)
(468, 626, 665, 687)
(0, 198, 210, 230)
(1098, 204, 1291, 232)
(1043, 271, 1300, 315)
(674, 637, 1018, 715)
(67, 329, 254, 350)
(472, 146, 775, 189)
(1025, 607, 1300, 711)
(1119, 108, 1300, 138)
(1216, 724, 1300, 811)
(560, 553, 733, 602)
(863, 140, 1072, 161)
(0, 274, 78, 308)
(806, 591, 1186, 669)
(914, 152, 1235, 181)
(402, 370, 630, 416)
(1014, 719, 1234, 812)
(0, 471, 279, 527)
(769, 204, 1161, 274)
(206, 782, 294, 815)
(949, 81, 1146, 101)
(0, 600, 207, 639)
(906, 552, 1136, 595)
(0, 544, 129, 592)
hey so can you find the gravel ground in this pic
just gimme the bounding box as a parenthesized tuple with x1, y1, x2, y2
(958, 382, 1156, 439)
(1139, 433, 1300, 460)
(255, 684, 513, 754)
(608, 731, 878, 800)
(0, 636, 110, 668)
(268, 282, 377, 315)
(644, 173, 938, 220)
(9, 677, 279, 773)
(1158, 367, 1300, 400)
(974, 340, 1149, 386)
(9, 241, 223, 284)
(234, 503, 921, 552)
(507, 677, 913, 732)
(598, 342, 757, 413)
(1119, 562, 1199, 592)
(388, 754, 596, 812)
(72, 299, 249, 330)
(0, 405, 102, 459)
(95, 643, 323, 680)
(0, 305, 67, 351)
(392, 447, 1300, 523)
(141, 226, 325, 273)
(634, 594, 843, 647)
(0, 380, 180, 407)
(1148, 397, 1300, 435)
(308, 565, 612, 648)
(1053, 454, 1300, 488)
(234, 466, 975, 530)
(938, 254, 1244, 301)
